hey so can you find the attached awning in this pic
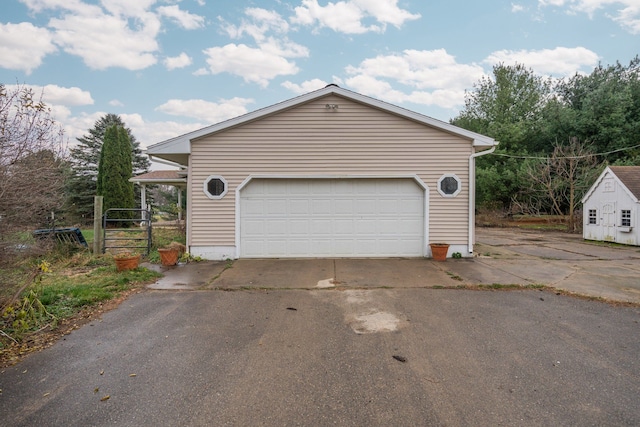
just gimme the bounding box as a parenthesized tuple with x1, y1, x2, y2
(129, 170, 187, 187)
(129, 170, 188, 221)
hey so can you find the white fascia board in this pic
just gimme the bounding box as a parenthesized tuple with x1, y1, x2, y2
(146, 134, 191, 155)
(147, 85, 497, 155)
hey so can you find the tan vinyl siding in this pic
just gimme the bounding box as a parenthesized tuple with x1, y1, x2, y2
(189, 94, 472, 247)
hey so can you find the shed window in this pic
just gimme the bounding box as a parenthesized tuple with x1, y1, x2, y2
(203, 175, 228, 200)
(621, 210, 631, 227)
(588, 209, 597, 225)
(437, 174, 461, 197)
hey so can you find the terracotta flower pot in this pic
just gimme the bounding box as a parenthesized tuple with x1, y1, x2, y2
(115, 254, 141, 271)
(430, 243, 449, 261)
(158, 248, 179, 266)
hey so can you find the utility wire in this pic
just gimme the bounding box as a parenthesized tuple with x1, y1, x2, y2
(490, 143, 640, 160)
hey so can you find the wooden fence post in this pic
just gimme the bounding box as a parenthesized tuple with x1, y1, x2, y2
(93, 196, 103, 255)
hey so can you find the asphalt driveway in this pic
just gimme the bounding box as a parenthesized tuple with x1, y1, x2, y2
(1, 288, 639, 426)
(1, 228, 639, 426)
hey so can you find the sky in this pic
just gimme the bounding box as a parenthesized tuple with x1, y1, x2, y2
(1, 0, 639, 169)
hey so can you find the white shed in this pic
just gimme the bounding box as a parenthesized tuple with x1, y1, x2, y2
(582, 166, 640, 245)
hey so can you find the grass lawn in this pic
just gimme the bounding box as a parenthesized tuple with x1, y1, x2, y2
(0, 226, 185, 365)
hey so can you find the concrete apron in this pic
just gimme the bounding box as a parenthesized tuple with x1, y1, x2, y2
(145, 228, 640, 303)
(146, 254, 640, 304)
(147, 258, 464, 290)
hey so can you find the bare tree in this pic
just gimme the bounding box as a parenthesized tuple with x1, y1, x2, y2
(525, 138, 600, 231)
(0, 83, 67, 258)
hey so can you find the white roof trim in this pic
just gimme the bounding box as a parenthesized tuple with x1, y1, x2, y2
(581, 166, 639, 204)
(146, 85, 497, 155)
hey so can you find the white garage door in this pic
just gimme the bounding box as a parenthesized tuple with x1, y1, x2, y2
(239, 178, 425, 258)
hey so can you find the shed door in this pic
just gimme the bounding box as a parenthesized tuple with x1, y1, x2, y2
(239, 178, 425, 258)
(601, 202, 616, 242)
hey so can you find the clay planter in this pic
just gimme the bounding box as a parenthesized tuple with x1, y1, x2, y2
(430, 243, 449, 261)
(114, 254, 141, 271)
(158, 248, 179, 266)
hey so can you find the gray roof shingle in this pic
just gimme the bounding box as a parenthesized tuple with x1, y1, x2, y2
(610, 166, 640, 200)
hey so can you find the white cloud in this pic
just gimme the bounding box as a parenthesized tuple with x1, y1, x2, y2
(0, 22, 57, 74)
(109, 99, 124, 107)
(155, 97, 255, 123)
(59, 109, 205, 151)
(282, 79, 330, 94)
(484, 46, 600, 76)
(611, 2, 640, 33)
(19, 0, 100, 14)
(204, 8, 309, 86)
(292, 0, 421, 34)
(344, 49, 486, 108)
(203, 44, 300, 87)
(164, 52, 193, 70)
(103, 0, 157, 17)
(223, 7, 290, 40)
(512, 3, 526, 12)
(538, 0, 640, 34)
(41, 84, 94, 106)
(119, 113, 206, 149)
(54, 110, 105, 145)
(50, 12, 160, 70)
(19, 0, 161, 71)
(7, 83, 93, 106)
(157, 4, 205, 30)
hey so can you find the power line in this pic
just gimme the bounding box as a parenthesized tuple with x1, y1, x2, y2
(491, 143, 640, 160)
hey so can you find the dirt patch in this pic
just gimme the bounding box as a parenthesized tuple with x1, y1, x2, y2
(476, 211, 577, 232)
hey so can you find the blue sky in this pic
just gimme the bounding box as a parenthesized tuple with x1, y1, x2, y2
(1, 0, 638, 163)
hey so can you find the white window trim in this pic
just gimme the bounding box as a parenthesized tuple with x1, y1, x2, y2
(621, 209, 631, 227)
(203, 175, 228, 200)
(437, 174, 461, 198)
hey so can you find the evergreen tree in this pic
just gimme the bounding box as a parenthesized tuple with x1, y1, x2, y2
(66, 114, 149, 223)
(97, 125, 135, 218)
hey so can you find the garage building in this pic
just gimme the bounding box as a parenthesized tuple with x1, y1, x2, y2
(145, 85, 497, 259)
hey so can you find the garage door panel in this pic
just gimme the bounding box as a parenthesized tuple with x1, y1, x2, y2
(289, 240, 310, 254)
(266, 199, 287, 215)
(355, 219, 379, 234)
(311, 199, 332, 214)
(289, 199, 310, 214)
(354, 199, 377, 214)
(309, 239, 333, 255)
(243, 219, 265, 234)
(288, 219, 309, 235)
(289, 182, 309, 195)
(334, 199, 354, 214)
(240, 179, 425, 257)
(266, 220, 287, 235)
(333, 219, 355, 234)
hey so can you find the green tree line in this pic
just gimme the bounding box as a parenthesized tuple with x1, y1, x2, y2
(452, 56, 640, 223)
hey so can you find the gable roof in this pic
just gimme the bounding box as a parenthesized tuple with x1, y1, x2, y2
(146, 85, 498, 166)
(609, 166, 640, 200)
(582, 166, 640, 204)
